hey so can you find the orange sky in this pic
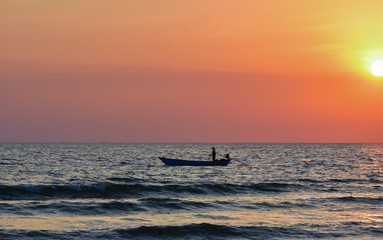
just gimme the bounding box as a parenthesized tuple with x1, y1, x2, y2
(1, 0, 383, 142)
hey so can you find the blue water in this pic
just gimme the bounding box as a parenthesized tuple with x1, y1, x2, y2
(0, 143, 382, 239)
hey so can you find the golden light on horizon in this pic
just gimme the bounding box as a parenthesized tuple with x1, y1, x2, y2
(371, 60, 383, 77)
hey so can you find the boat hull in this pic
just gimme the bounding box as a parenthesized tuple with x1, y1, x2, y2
(159, 157, 231, 166)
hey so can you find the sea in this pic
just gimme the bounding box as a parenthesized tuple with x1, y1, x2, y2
(0, 143, 382, 239)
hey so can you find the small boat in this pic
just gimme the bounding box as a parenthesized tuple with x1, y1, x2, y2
(159, 157, 231, 166)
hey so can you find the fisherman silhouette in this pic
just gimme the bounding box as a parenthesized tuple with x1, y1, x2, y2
(210, 147, 216, 161)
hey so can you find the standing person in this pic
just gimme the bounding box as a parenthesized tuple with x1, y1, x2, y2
(210, 147, 216, 161)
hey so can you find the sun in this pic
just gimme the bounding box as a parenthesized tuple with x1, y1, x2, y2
(370, 60, 383, 77)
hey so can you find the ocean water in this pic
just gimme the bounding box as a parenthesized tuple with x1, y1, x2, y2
(0, 143, 382, 239)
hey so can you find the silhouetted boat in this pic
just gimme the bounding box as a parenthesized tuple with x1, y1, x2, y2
(159, 157, 231, 166)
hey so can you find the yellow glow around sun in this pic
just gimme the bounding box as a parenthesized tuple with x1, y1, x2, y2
(371, 60, 383, 77)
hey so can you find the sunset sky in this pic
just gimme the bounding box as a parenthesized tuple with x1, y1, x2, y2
(1, 0, 383, 142)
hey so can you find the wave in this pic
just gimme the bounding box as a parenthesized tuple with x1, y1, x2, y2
(333, 196, 383, 204)
(1, 197, 320, 217)
(309, 196, 383, 207)
(298, 178, 383, 184)
(106, 177, 142, 183)
(0, 198, 216, 216)
(122, 223, 347, 239)
(0, 182, 303, 200)
(0, 223, 377, 240)
(0, 200, 142, 215)
(252, 201, 316, 210)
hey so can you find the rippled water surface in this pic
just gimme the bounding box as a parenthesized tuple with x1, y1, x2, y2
(0, 143, 382, 239)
